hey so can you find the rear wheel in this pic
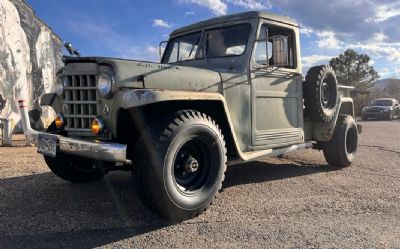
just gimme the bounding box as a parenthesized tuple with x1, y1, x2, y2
(132, 110, 227, 221)
(323, 115, 358, 168)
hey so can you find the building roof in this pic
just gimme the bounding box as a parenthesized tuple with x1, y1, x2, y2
(171, 11, 298, 36)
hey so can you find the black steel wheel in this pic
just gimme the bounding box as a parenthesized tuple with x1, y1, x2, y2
(132, 110, 227, 221)
(323, 115, 358, 167)
(304, 65, 339, 123)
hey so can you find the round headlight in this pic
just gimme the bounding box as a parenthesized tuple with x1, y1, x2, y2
(55, 75, 64, 96)
(98, 71, 115, 98)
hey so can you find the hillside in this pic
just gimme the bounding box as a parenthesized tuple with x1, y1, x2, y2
(372, 78, 400, 90)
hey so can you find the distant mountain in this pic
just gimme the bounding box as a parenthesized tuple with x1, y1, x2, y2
(372, 78, 400, 90)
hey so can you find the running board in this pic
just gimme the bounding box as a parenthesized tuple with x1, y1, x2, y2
(229, 142, 314, 165)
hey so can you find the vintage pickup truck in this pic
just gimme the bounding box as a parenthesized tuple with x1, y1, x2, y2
(20, 11, 360, 220)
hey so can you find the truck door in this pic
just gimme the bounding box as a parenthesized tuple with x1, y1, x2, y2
(250, 22, 304, 149)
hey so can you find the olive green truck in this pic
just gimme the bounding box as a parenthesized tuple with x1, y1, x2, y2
(20, 11, 360, 221)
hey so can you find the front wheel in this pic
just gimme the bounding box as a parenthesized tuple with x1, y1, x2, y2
(44, 154, 107, 183)
(323, 115, 358, 168)
(43, 121, 107, 183)
(132, 110, 227, 221)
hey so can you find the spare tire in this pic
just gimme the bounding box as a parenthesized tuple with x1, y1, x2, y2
(304, 65, 339, 123)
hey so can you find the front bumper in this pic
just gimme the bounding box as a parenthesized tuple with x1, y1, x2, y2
(19, 99, 128, 163)
(26, 130, 129, 163)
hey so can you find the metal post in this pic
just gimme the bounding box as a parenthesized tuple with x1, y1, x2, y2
(0, 118, 12, 146)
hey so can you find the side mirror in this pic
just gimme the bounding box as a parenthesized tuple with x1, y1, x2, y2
(159, 41, 168, 61)
(271, 35, 289, 67)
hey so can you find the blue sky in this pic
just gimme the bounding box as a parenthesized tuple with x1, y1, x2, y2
(28, 0, 400, 78)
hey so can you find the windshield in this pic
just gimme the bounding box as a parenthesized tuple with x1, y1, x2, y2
(162, 23, 251, 63)
(370, 100, 393, 106)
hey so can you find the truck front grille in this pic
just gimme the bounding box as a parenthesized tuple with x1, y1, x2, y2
(63, 74, 98, 132)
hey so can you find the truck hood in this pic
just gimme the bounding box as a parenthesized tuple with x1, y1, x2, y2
(64, 57, 222, 93)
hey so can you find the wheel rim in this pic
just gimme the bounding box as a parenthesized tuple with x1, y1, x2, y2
(173, 138, 211, 195)
(346, 127, 358, 154)
(320, 77, 336, 109)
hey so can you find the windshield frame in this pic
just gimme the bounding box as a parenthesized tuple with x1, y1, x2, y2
(161, 31, 203, 64)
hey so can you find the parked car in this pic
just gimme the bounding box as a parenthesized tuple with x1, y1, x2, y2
(361, 98, 400, 120)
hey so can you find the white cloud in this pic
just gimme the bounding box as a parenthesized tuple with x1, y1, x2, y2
(368, 59, 375, 66)
(366, 3, 400, 23)
(178, 0, 227, 15)
(380, 66, 400, 78)
(370, 32, 388, 43)
(152, 19, 174, 28)
(122, 45, 160, 62)
(226, 0, 271, 10)
(347, 43, 400, 63)
(66, 17, 159, 62)
(299, 23, 313, 36)
(302, 55, 332, 71)
(184, 11, 195, 17)
(316, 31, 343, 50)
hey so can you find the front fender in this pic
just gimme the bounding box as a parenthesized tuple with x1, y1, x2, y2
(114, 88, 244, 159)
(40, 93, 62, 114)
(118, 89, 227, 108)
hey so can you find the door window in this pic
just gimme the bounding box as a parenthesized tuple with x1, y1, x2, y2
(254, 24, 296, 68)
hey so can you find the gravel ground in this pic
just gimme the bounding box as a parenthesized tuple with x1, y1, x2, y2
(0, 120, 399, 249)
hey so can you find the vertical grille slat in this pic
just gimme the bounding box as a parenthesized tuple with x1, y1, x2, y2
(63, 73, 98, 132)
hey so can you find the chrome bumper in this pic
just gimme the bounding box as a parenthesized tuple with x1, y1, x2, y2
(25, 130, 128, 163)
(19, 100, 128, 163)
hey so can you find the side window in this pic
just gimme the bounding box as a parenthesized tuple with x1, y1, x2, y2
(254, 24, 295, 68)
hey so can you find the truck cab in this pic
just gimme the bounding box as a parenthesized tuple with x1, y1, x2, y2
(20, 11, 359, 221)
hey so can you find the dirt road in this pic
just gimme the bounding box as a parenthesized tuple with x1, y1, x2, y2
(1, 120, 399, 248)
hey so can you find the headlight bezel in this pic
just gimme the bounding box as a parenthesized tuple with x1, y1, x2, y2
(97, 69, 115, 99)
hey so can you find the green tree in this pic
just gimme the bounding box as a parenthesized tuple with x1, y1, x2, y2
(329, 49, 379, 89)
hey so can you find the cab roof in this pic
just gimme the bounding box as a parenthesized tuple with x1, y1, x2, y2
(170, 11, 298, 36)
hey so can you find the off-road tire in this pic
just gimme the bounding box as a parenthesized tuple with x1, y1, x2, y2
(43, 122, 107, 183)
(44, 155, 107, 183)
(304, 65, 339, 123)
(323, 115, 358, 168)
(132, 110, 227, 221)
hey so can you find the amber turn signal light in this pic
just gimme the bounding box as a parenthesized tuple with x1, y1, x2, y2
(55, 114, 65, 129)
(91, 117, 104, 135)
